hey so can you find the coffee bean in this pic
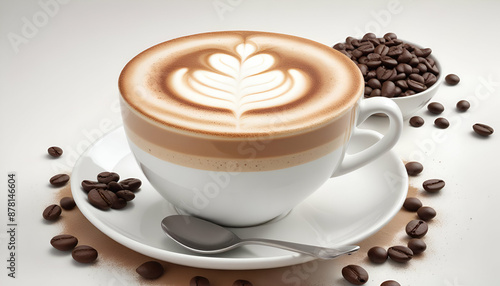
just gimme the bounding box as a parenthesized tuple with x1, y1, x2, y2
(136, 261, 164, 280)
(72, 245, 98, 263)
(341, 265, 369, 285)
(111, 198, 127, 210)
(408, 238, 427, 254)
(232, 280, 253, 286)
(367, 246, 387, 264)
(190, 276, 210, 286)
(407, 79, 427, 92)
(405, 161, 423, 176)
(423, 179, 445, 193)
(409, 73, 425, 84)
(403, 197, 422, 212)
(383, 32, 397, 41)
(43, 204, 62, 221)
(422, 72, 437, 86)
(47, 146, 63, 157)
(60, 197, 76, 210)
(381, 81, 397, 97)
(50, 234, 78, 251)
(107, 181, 124, 192)
(376, 67, 394, 81)
(409, 116, 424, 127)
(388, 245, 413, 263)
(417, 206, 436, 221)
(445, 73, 460, 85)
(396, 63, 412, 74)
(427, 102, 444, 114)
(367, 78, 382, 89)
(88, 189, 117, 210)
(119, 178, 142, 192)
(381, 280, 401, 286)
(473, 123, 494, 137)
(50, 174, 70, 187)
(97, 172, 120, 184)
(456, 100, 470, 112)
(81, 180, 107, 192)
(406, 219, 428, 238)
(116, 190, 135, 201)
(434, 117, 450, 129)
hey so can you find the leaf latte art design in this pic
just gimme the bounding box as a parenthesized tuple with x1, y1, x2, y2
(171, 43, 308, 121)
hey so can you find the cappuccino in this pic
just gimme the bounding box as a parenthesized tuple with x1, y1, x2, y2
(119, 31, 363, 171)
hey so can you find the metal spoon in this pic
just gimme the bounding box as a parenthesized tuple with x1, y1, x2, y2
(161, 215, 359, 259)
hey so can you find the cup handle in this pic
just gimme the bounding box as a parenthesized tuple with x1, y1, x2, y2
(331, 97, 403, 177)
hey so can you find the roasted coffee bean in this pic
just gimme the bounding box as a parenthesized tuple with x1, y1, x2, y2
(396, 63, 412, 74)
(456, 100, 470, 112)
(383, 32, 397, 41)
(88, 189, 117, 210)
(107, 181, 124, 192)
(81, 180, 107, 192)
(409, 116, 424, 127)
(406, 219, 428, 238)
(60, 197, 76, 210)
(381, 56, 398, 68)
(97, 172, 120, 184)
(232, 280, 253, 286)
(427, 102, 444, 114)
(190, 276, 210, 286)
(357, 64, 368, 76)
(422, 72, 437, 86)
(445, 73, 460, 85)
(405, 161, 423, 176)
(381, 81, 396, 97)
(409, 73, 425, 84)
(423, 179, 445, 193)
(111, 198, 127, 210)
(387, 245, 413, 263)
(434, 117, 450, 129)
(381, 280, 401, 286)
(341, 264, 369, 285)
(403, 197, 422, 212)
(407, 79, 427, 92)
(374, 44, 389, 55)
(417, 206, 436, 221)
(47, 146, 63, 157)
(72, 245, 98, 263)
(50, 234, 78, 251)
(119, 178, 142, 192)
(136, 261, 165, 280)
(473, 123, 494, 137)
(43, 204, 62, 221)
(333, 43, 345, 50)
(367, 246, 387, 264)
(367, 78, 382, 89)
(408, 238, 427, 254)
(50, 174, 70, 186)
(116, 190, 135, 201)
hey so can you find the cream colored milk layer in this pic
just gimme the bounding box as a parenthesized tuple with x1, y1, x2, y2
(119, 31, 363, 171)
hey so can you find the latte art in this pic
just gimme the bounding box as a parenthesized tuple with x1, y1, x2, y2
(170, 43, 308, 122)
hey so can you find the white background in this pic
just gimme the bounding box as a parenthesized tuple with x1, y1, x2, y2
(1, 0, 499, 285)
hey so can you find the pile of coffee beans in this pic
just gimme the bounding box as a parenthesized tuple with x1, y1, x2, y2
(81, 172, 141, 210)
(333, 32, 439, 98)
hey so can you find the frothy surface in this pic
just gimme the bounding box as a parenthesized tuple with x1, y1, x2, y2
(119, 31, 363, 137)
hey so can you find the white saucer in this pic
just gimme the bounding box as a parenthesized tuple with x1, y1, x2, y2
(71, 126, 407, 270)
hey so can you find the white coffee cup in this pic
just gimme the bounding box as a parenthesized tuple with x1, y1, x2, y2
(119, 31, 403, 227)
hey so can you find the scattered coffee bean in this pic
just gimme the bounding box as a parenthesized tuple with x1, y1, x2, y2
(43, 204, 62, 221)
(136, 261, 165, 280)
(60, 197, 76, 210)
(409, 116, 424, 127)
(47, 146, 63, 157)
(232, 280, 253, 286)
(417, 206, 436, 221)
(367, 246, 387, 264)
(473, 123, 494, 137)
(49, 174, 70, 187)
(387, 245, 413, 263)
(119, 178, 142, 192)
(408, 238, 427, 255)
(116, 190, 135, 201)
(434, 117, 450, 129)
(406, 219, 428, 238)
(427, 102, 444, 114)
(405, 161, 423, 176)
(97, 172, 120, 184)
(341, 264, 369, 285)
(423, 179, 445, 193)
(81, 180, 107, 192)
(50, 234, 78, 251)
(456, 100, 470, 112)
(403, 197, 423, 212)
(190, 276, 210, 286)
(72, 245, 98, 263)
(381, 280, 401, 286)
(88, 189, 117, 210)
(445, 73, 460, 85)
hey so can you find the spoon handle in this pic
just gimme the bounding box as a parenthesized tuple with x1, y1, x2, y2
(240, 238, 359, 259)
